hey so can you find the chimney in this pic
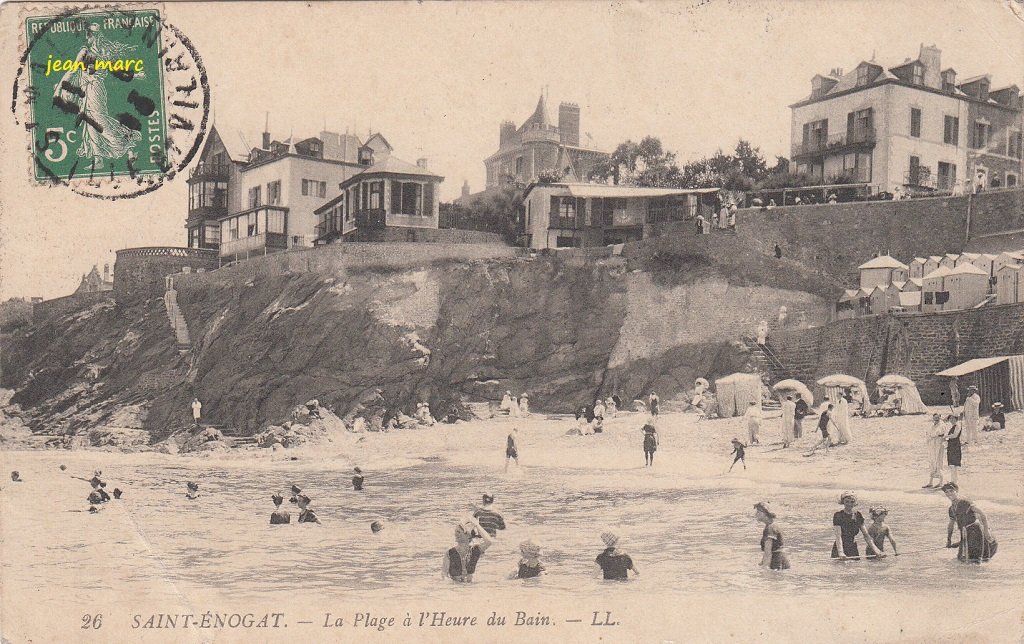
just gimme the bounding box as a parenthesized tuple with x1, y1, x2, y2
(262, 112, 271, 149)
(499, 120, 517, 147)
(558, 102, 580, 147)
(103, 263, 110, 282)
(461, 180, 470, 198)
(919, 44, 941, 89)
(417, 158, 429, 169)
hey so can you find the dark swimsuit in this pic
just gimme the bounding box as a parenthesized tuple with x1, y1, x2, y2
(643, 426, 657, 453)
(270, 509, 291, 524)
(595, 548, 633, 580)
(949, 499, 994, 562)
(516, 561, 544, 579)
(352, 475, 364, 491)
(447, 545, 483, 581)
(831, 510, 865, 558)
(298, 508, 319, 523)
(761, 524, 791, 570)
(506, 435, 517, 458)
(947, 427, 962, 466)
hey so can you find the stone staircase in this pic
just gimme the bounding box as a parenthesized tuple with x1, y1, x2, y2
(163, 287, 191, 352)
(742, 336, 791, 382)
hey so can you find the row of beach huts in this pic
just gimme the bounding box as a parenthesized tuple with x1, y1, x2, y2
(836, 249, 1024, 317)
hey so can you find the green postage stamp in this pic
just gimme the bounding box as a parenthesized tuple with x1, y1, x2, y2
(14, 5, 210, 199)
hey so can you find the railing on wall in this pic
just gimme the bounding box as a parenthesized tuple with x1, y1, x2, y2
(115, 247, 218, 259)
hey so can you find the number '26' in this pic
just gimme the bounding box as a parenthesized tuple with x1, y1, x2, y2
(81, 613, 102, 629)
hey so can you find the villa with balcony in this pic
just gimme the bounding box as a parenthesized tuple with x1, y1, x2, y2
(520, 182, 719, 250)
(189, 121, 447, 261)
(790, 45, 1022, 196)
(313, 156, 444, 243)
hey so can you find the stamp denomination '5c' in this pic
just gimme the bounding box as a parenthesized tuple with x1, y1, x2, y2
(13, 5, 210, 199)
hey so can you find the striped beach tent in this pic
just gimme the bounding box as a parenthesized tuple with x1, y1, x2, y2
(936, 355, 1024, 412)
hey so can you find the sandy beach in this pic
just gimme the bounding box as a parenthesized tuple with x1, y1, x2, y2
(2, 406, 1022, 643)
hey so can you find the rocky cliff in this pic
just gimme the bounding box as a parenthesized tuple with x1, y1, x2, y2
(1, 243, 834, 439)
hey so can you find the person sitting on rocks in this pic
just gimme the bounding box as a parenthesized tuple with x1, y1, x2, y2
(270, 493, 291, 524)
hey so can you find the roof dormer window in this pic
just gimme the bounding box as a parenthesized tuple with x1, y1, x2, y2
(912, 64, 923, 86)
(856, 65, 870, 86)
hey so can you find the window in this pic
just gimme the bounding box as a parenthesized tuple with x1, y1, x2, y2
(973, 121, 991, 149)
(188, 227, 200, 248)
(301, 179, 326, 198)
(923, 292, 934, 305)
(910, 108, 921, 138)
(369, 181, 383, 209)
(246, 211, 259, 237)
(1009, 131, 1022, 158)
(802, 119, 828, 150)
(1007, 173, 1018, 188)
(204, 224, 220, 245)
(248, 186, 261, 208)
(941, 71, 956, 93)
(912, 64, 923, 85)
(936, 291, 950, 305)
(189, 181, 227, 210)
(856, 65, 870, 86)
(908, 156, 921, 185)
(267, 180, 281, 205)
(549, 196, 577, 227)
(402, 182, 422, 215)
(266, 209, 285, 234)
(228, 218, 239, 241)
(515, 157, 523, 175)
(937, 162, 957, 191)
(944, 116, 959, 145)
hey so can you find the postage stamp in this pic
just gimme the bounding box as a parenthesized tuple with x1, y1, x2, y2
(12, 4, 210, 199)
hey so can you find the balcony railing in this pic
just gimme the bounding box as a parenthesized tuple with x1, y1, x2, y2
(792, 127, 876, 158)
(905, 167, 933, 188)
(219, 232, 287, 257)
(188, 162, 229, 182)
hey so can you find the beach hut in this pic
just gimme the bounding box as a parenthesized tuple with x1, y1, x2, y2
(971, 253, 998, 278)
(903, 277, 923, 292)
(945, 263, 990, 310)
(992, 250, 1024, 275)
(953, 252, 979, 269)
(939, 253, 959, 270)
(897, 290, 922, 312)
(714, 373, 762, 418)
(936, 355, 1024, 411)
(858, 255, 910, 290)
(868, 285, 888, 315)
(835, 289, 860, 319)
(772, 379, 813, 406)
(923, 256, 942, 277)
(875, 374, 927, 414)
(996, 264, 1022, 304)
(909, 257, 928, 280)
(922, 266, 953, 312)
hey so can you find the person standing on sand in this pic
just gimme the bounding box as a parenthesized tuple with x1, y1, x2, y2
(780, 396, 795, 448)
(729, 438, 747, 471)
(505, 428, 520, 472)
(963, 386, 980, 445)
(595, 532, 639, 580)
(754, 501, 790, 570)
(944, 414, 963, 484)
(924, 413, 947, 488)
(793, 394, 809, 439)
(804, 403, 837, 455)
(831, 492, 883, 560)
(519, 393, 530, 416)
(648, 392, 660, 417)
(642, 422, 658, 467)
(834, 394, 852, 445)
(191, 397, 202, 428)
(744, 401, 762, 445)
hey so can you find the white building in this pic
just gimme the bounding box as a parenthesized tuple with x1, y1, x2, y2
(858, 255, 909, 289)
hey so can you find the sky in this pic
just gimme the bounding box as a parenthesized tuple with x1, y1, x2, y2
(1, 0, 1022, 299)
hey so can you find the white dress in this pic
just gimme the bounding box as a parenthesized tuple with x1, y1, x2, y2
(835, 398, 851, 443)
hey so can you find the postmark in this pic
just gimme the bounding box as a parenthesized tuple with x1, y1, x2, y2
(11, 4, 210, 199)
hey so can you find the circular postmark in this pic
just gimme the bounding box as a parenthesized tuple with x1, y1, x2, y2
(11, 4, 210, 199)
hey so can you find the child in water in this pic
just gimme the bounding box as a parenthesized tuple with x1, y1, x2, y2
(867, 507, 898, 556)
(186, 481, 200, 500)
(729, 438, 747, 471)
(352, 467, 364, 491)
(509, 540, 545, 579)
(270, 493, 291, 524)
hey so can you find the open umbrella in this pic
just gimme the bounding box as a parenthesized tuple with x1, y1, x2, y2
(695, 377, 710, 389)
(816, 374, 865, 388)
(772, 379, 813, 406)
(876, 374, 914, 387)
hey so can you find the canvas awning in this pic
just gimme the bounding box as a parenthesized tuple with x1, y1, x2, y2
(565, 185, 718, 198)
(936, 356, 1015, 377)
